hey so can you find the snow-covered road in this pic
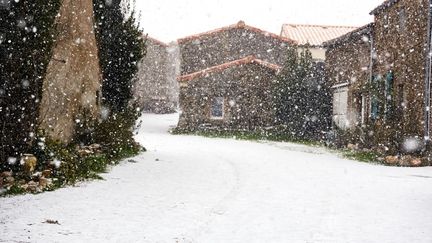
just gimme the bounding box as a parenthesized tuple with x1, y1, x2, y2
(1, 113, 432, 243)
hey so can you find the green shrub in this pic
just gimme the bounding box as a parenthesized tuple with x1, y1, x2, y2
(173, 127, 321, 147)
(93, 108, 141, 160)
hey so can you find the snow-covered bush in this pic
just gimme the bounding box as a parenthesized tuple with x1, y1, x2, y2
(93, 0, 146, 113)
(274, 46, 332, 142)
(0, 0, 61, 169)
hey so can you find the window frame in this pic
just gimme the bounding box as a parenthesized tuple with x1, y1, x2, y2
(398, 8, 406, 32)
(210, 97, 224, 120)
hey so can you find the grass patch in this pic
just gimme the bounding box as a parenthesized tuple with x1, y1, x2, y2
(173, 128, 386, 165)
(172, 128, 323, 147)
(342, 150, 381, 163)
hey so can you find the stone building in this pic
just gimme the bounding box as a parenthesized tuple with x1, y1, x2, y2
(324, 0, 432, 152)
(177, 21, 295, 75)
(177, 56, 281, 131)
(39, 0, 102, 143)
(324, 24, 373, 130)
(280, 24, 358, 61)
(370, 0, 431, 147)
(133, 36, 179, 113)
(177, 21, 294, 130)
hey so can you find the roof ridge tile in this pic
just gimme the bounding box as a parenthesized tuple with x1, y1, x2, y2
(177, 56, 281, 82)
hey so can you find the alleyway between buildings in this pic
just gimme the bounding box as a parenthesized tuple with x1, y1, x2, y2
(1, 113, 432, 243)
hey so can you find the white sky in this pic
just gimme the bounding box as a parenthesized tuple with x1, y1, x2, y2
(134, 0, 383, 43)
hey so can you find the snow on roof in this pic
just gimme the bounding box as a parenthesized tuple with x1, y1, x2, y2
(280, 24, 358, 47)
(177, 56, 281, 82)
(370, 0, 401, 15)
(323, 23, 374, 48)
(177, 21, 296, 45)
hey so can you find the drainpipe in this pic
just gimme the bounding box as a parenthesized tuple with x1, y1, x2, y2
(368, 25, 374, 121)
(369, 26, 374, 86)
(424, 1, 432, 145)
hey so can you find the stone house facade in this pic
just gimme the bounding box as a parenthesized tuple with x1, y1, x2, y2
(324, 0, 432, 151)
(370, 0, 430, 147)
(177, 21, 295, 76)
(177, 21, 294, 130)
(324, 24, 373, 130)
(133, 36, 179, 113)
(177, 56, 280, 131)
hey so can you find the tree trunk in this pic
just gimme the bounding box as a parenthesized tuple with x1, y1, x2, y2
(39, 0, 102, 143)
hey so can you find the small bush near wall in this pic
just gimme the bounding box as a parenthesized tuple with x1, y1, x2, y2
(331, 123, 431, 167)
(274, 47, 332, 143)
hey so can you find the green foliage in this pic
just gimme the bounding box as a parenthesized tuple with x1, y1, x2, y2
(59, 154, 108, 184)
(93, 0, 146, 112)
(343, 150, 380, 164)
(274, 46, 299, 123)
(4, 185, 26, 196)
(8, 107, 143, 188)
(73, 108, 99, 146)
(173, 127, 322, 147)
(1, 1, 144, 194)
(93, 108, 142, 160)
(0, 0, 61, 167)
(274, 47, 332, 142)
(26, 120, 140, 187)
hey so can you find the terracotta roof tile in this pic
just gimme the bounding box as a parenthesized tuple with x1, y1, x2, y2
(323, 23, 374, 47)
(177, 21, 296, 45)
(177, 56, 281, 82)
(280, 24, 358, 46)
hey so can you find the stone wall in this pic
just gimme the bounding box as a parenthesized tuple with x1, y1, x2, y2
(178, 22, 293, 75)
(177, 58, 279, 131)
(372, 0, 429, 140)
(38, 0, 101, 143)
(324, 0, 431, 151)
(325, 24, 373, 129)
(133, 38, 179, 113)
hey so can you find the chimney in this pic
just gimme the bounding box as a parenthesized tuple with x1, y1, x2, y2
(237, 20, 246, 27)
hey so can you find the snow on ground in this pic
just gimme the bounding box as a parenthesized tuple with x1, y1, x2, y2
(1, 113, 432, 243)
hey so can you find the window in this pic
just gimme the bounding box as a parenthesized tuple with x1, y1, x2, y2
(332, 86, 349, 129)
(354, 93, 367, 125)
(96, 90, 100, 106)
(211, 97, 224, 119)
(384, 71, 394, 118)
(399, 8, 406, 32)
(370, 75, 383, 121)
(383, 14, 390, 34)
(397, 84, 405, 116)
(371, 96, 379, 120)
(361, 93, 367, 125)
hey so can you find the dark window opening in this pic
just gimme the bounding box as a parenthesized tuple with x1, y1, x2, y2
(384, 71, 394, 118)
(398, 8, 406, 32)
(211, 97, 224, 119)
(96, 90, 100, 106)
